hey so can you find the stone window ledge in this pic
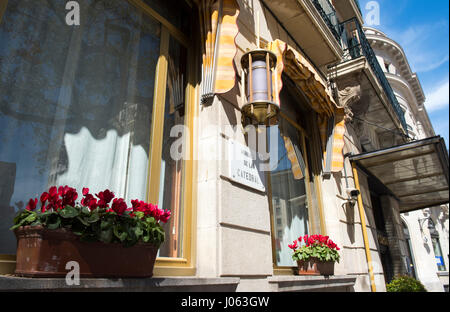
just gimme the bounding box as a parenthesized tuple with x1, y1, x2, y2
(0, 275, 240, 292)
(268, 275, 357, 292)
(437, 272, 449, 277)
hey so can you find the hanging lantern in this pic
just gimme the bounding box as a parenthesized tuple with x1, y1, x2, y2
(240, 49, 279, 126)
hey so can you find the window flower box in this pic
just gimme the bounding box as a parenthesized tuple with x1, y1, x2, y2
(11, 186, 170, 278)
(289, 235, 340, 276)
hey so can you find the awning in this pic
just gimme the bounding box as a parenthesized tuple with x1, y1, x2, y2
(350, 136, 449, 213)
(196, 0, 240, 100)
(268, 39, 346, 173)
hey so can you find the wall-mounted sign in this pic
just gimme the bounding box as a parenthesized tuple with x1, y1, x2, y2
(227, 139, 265, 192)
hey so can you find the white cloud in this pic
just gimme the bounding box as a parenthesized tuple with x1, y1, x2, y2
(385, 21, 449, 73)
(425, 80, 449, 112)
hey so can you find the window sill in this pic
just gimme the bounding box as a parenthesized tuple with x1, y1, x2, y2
(0, 275, 240, 292)
(267, 275, 357, 292)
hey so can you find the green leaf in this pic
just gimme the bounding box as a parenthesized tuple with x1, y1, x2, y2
(81, 206, 91, 215)
(30, 220, 42, 227)
(99, 228, 113, 244)
(134, 227, 143, 238)
(88, 212, 100, 224)
(76, 216, 89, 226)
(59, 206, 80, 219)
(13, 210, 31, 225)
(101, 219, 112, 230)
(10, 224, 22, 231)
(113, 225, 128, 242)
(47, 216, 61, 230)
(24, 213, 37, 223)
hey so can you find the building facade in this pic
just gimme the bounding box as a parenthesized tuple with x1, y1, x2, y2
(0, 0, 448, 292)
(365, 27, 449, 292)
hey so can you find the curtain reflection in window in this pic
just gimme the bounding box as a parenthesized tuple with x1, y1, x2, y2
(0, 0, 160, 254)
(157, 37, 187, 258)
(269, 120, 309, 267)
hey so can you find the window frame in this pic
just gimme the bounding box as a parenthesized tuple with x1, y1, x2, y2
(266, 111, 326, 275)
(0, 0, 7, 24)
(431, 236, 447, 272)
(0, 0, 198, 277)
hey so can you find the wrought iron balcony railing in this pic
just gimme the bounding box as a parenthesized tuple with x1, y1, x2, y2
(311, 0, 342, 43)
(339, 18, 408, 133)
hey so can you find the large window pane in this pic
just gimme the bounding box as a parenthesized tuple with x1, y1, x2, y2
(0, 0, 160, 254)
(269, 120, 309, 267)
(157, 37, 188, 258)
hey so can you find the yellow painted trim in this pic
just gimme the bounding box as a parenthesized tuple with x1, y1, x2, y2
(300, 132, 316, 233)
(147, 26, 170, 204)
(0, 0, 7, 24)
(182, 46, 199, 271)
(0, 254, 15, 275)
(0, 255, 15, 261)
(273, 267, 296, 276)
(128, 0, 190, 47)
(157, 257, 188, 265)
(314, 174, 327, 235)
(352, 162, 377, 292)
(153, 28, 199, 275)
(153, 266, 196, 276)
(266, 170, 279, 270)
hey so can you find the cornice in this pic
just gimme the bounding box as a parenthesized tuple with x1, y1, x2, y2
(363, 28, 426, 105)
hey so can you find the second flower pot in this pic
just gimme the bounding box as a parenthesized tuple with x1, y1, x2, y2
(297, 258, 335, 276)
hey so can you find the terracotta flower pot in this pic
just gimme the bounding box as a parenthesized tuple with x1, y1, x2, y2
(296, 259, 320, 276)
(297, 258, 335, 276)
(14, 226, 158, 278)
(316, 260, 335, 276)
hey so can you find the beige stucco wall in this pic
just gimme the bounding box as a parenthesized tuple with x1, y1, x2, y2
(194, 1, 395, 292)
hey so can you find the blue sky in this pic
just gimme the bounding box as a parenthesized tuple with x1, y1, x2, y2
(359, 0, 449, 149)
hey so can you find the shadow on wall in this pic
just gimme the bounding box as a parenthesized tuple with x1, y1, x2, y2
(343, 202, 356, 244)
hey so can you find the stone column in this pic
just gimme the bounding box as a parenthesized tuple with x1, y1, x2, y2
(380, 195, 408, 278)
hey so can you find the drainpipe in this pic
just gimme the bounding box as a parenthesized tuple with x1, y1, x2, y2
(349, 158, 377, 292)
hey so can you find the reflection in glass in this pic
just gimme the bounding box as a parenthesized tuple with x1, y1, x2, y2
(431, 237, 446, 272)
(0, 0, 160, 254)
(157, 37, 188, 258)
(268, 121, 309, 267)
(143, 0, 192, 34)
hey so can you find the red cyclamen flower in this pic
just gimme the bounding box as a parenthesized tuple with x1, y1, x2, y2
(111, 198, 127, 216)
(96, 190, 115, 208)
(26, 198, 38, 211)
(288, 240, 298, 250)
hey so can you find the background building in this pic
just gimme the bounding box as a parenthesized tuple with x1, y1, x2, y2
(365, 27, 449, 292)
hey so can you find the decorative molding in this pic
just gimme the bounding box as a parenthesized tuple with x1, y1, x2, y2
(337, 85, 361, 122)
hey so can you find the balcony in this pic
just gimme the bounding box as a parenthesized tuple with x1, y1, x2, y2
(261, 0, 344, 69)
(333, 0, 364, 25)
(339, 18, 408, 133)
(310, 0, 342, 43)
